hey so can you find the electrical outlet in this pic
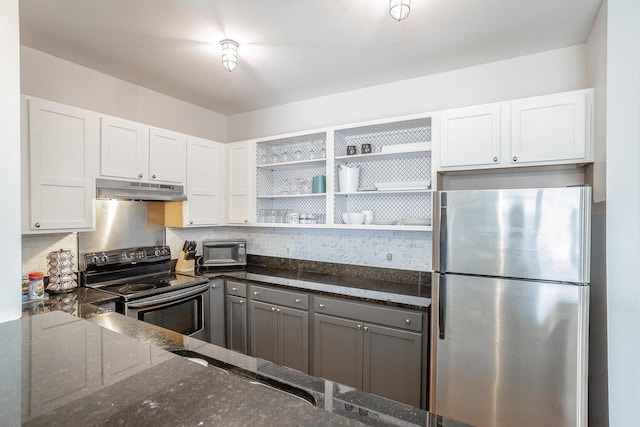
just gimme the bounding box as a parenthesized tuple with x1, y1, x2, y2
(386, 253, 392, 261)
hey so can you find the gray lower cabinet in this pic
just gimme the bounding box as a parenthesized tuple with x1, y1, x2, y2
(313, 297, 425, 408)
(209, 279, 226, 347)
(249, 285, 309, 373)
(226, 281, 247, 354)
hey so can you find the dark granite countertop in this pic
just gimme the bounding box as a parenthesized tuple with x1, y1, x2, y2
(2, 310, 468, 427)
(196, 265, 431, 309)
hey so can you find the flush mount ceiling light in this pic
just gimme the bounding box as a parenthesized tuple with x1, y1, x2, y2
(389, 0, 411, 21)
(220, 39, 239, 72)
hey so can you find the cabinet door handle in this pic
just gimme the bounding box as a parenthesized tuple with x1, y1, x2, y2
(232, 287, 238, 291)
(276, 308, 281, 313)
(239, 299, 244, 304)
(271, 307, 276, 312)
(253, 291, 259, 296)
(512, 156, 518, 162)
(244, 219, 249, 223)
(318, 304, 325, 309)
(356, 324, 362, 330)
(363, 326, 368, 332)
(405, 319, 411, 325)
(493, 156, 498, 162)
(138, 173, 143, 178)
(189, 220, 193, 225)
(295, 298, 301, 303)
(212, 284, 216, 289)
(34, 222, 40, 228)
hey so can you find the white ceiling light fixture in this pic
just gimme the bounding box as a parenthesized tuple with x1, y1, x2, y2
(220, 39, 239, 72)
(389, 0, 411, 21)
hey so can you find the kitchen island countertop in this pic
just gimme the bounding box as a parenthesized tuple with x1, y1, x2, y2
(3, 310, 468, 427)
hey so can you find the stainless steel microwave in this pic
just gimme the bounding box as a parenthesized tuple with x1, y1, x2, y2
(201, 240, 247, 267)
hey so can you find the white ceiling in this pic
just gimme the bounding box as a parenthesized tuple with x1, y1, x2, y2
(19, 0, 602, 116)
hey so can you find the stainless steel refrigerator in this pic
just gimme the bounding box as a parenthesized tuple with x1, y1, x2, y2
(431, 187, 590, 427)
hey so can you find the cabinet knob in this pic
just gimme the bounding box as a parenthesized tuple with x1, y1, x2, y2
(189, 220, 193, 225)
(232, 287, 238, 292)
(295, 298, 301, 303)
(512, 156, 518, 162)
(212, 284, 216, 289)
(244, 219, 249, 224)
(493, 156, 498, 162)
(405, 319, 411, 325)
(363, 326, 369, 332)
(151, 174, 156, 179)
(356, 324, 362, 330)
(271, 307, 276, 312)
(276, 308, 281, 313)
(253, 291, 259, 296)
(239, 299, 244, 304)
(138, 173, 143, 178)
(34, 222, 40, 228)
(319, 304, 325, 309)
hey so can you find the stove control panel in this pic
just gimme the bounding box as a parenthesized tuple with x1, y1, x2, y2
(83, 246, 172, 269)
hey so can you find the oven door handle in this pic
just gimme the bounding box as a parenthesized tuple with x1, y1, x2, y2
(127, 284, 210, 308)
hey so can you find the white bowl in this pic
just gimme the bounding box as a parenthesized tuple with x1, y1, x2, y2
(342, 213, 350, 224)
(348, 212, 365, 225)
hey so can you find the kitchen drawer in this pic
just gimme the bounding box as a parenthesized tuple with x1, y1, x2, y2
(250, 285, 309, 310)
(226, 280, 247, 297)
(314, 297, 422, 332)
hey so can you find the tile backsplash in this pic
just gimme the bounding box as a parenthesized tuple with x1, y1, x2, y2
(21, 233, 79, 278)
(167, 227, 432, 271)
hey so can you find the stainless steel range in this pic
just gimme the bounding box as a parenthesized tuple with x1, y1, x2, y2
(83, 245, 210, 341)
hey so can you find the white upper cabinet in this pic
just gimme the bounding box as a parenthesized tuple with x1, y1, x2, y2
(185, 137, 225, 226)
(437, 89, 592, 171)
(439, 105, 502, 168)
(23, 98, 97, 233)
(226, 141, 253, 224)
(149, 128, 186, 184)
(509, 91, 588, 165)
(99, 118, 186, 185)
(100, 116, 148, 181)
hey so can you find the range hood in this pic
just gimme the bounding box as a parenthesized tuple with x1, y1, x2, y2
(96, 178, 187, 201)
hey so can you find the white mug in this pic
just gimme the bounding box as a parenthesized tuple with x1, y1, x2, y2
(362, 210, 374, 225)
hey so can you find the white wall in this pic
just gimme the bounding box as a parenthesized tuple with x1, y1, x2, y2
(228, 45, 587, 141)
(0, 0, 23, 322)
(21, 46, 227, 142)
(606, 0, 640, 425)
(586, 2, 609, 425)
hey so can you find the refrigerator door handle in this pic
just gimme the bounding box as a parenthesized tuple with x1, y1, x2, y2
(439, 192, 448, 272)
(439, 275, 446, 339)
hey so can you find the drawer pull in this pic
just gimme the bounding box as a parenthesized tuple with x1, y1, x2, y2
(295, 298, 301, 303)
(253, 291, 259, 296)
(319, 304, 325, 309)
(364, 326, 368, 332)
(276, 308, 281, 313)
(212, 284, 216, 289)
(356, 324, 362, 330)
(271, 307, 276, 312)
(405, 319, 411, 325)
(239, 299, 244, 304)
(232, 287, 238, 292)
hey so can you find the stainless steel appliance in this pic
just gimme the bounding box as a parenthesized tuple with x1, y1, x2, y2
(83, 246, 210, 341)
(431, 186, 590, 427)
(96, 177, 186, 201)
(201, 240, 247, 267)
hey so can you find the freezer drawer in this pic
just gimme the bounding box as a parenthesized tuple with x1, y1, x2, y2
(431, 274, 588, 427)
(438, 187, 591, 283)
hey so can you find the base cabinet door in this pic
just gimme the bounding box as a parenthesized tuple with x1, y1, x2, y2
(278, 306, 309, 373)
(363, 324, 423, 408)
(250, 300, 279, 363)
(209, 280, 226, 347)
(313, 314, 363, 389)
(226, 295, 247, 354)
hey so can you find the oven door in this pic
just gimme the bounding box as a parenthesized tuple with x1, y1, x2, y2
(125, 283, 210, 341)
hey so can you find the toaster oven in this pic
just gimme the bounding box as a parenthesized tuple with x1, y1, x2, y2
(201, 240, 247, 267)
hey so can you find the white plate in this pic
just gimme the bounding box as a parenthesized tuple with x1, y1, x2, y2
(372, 220, 398, 225)
(400, 218, 431, 226)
